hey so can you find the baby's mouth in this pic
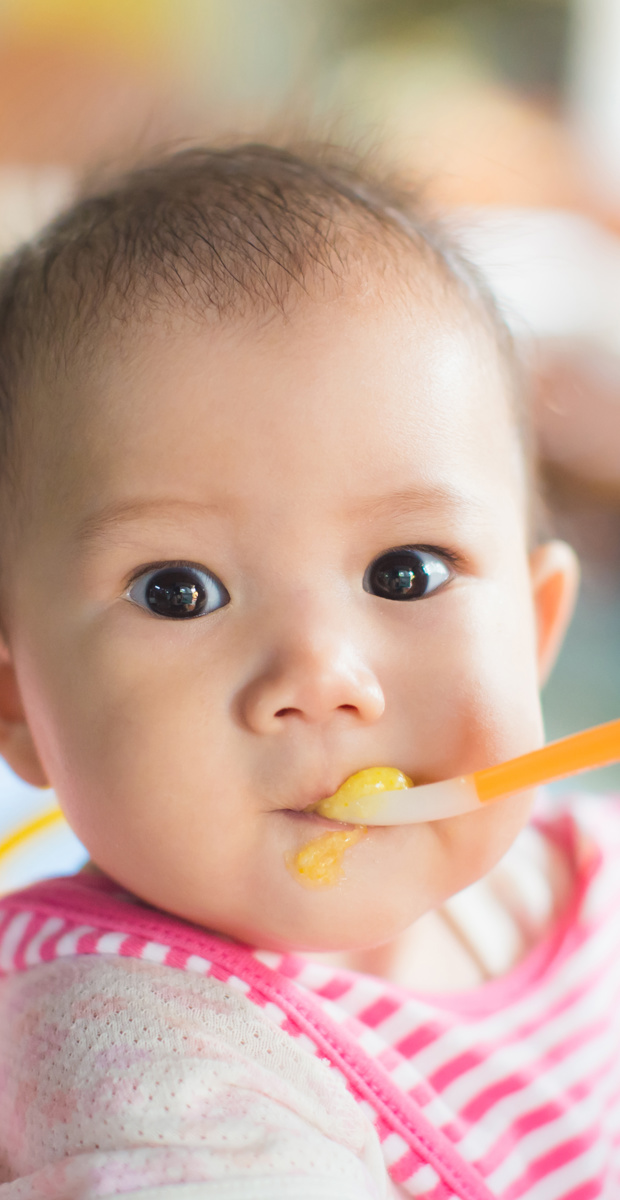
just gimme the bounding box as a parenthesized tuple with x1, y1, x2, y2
(307, 766, 413, 824)
(284, 767, 411, 890)
(283, 805, 356, 830)
(282, 768, 411, 891)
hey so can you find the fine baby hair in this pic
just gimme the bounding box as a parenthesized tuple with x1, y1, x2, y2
(0, 140, 616, 1199)
(0, 141, 523, 484)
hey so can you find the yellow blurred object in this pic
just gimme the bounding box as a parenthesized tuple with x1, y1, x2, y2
(1, 0, 174, 61)
(0, 804, 88, 895)
(0, 0, 200, 165)
(0, 806, 65, 864)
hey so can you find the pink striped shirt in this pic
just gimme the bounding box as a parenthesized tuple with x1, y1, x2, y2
(0, 795, 619, 1198)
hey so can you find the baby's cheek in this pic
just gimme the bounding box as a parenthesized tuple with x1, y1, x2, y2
(436, 789, 536, 896)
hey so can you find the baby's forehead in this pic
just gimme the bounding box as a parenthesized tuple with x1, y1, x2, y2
(9, 267, 529, 559)
(1, 140, 525, 492)
(51, 285, 523, 506)
(32, 273, 515, 475)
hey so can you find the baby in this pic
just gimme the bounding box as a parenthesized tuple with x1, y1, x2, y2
(0, 143, 616, 1199)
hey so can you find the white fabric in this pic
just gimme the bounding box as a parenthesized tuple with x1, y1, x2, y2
(0, 955, 391, 1199)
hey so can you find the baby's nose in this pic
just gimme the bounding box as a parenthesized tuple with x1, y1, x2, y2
(237, 615, 385, 734)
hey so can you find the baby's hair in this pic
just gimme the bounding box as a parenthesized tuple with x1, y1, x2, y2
(0, 141, 530, 515)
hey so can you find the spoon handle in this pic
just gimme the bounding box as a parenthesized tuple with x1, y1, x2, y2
(474, 718, 620, 804)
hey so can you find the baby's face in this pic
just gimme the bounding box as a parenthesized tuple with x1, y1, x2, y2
(5, 286, 556, 949)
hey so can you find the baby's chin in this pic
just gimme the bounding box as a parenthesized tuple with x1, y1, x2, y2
(81, 791, 536, 956)
(226, 794, 537, 954)
(186, 829, 454, 955)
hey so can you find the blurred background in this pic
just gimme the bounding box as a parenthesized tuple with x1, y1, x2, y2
(0, 0, 619, 887)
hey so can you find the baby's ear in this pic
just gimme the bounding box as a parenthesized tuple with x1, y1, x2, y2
(529, 540, 580, 686)
(0, 644, 49, 788)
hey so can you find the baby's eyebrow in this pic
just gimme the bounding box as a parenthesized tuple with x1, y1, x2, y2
(348, 484, 487, 522)
(74, 498, 227, 544)
(75, 485, 487, 546)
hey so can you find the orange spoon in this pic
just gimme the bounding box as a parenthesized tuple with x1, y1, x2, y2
(314, 718, 620, 825)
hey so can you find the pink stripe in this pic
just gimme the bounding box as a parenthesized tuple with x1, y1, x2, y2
(316, 976, 354, 1001)
(0, 908, 13, 937)
(460, 1073, 525, 1125)
(164, 944, 190, 970)
(73, 928, 103, 955)
(246, 984, 269, 1007)
(280, 1015, 304, 1038)
(358, 995, 402, 1028)
(39, 920, 71, 961)
(371, 955, 620, 1125)
(434, 1026, 616, 1182)
(561, 1182, 605, 1200)
(514, 955, 618, 1043)
(271, 955, 304, 980)
(389, 1148, 428, 1184)
(461, 1018, 611, 1125)
(205, 960, 231, 983)
(372, 1113, 394, 1142)
(499, 1128, 600, 1200)
(12, 913, 47, 971)
(378, 1045, 409, 1073)
(396, 1023, 445, 1059)
(118, 933, 150, 958)
(77, 928, 112, 954)
(462, 951, 620, 1086)
(431, 1050, 481, 1094)
(473, 1067, 607, 1179)
(409, 1080, 437, 1107)
(426, 1180, 458, 1199)
(439, 1119, 468, 1147)
(547, 1018, 612, 1069)
(425, 973, 618, 1100)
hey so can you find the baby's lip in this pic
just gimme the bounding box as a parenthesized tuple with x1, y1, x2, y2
(275, 765, 419, 820)
(277, 777, 352, 816)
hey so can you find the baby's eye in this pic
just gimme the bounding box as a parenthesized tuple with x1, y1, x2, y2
(126, 563, 230, 619)
(364, 547, 452, 601)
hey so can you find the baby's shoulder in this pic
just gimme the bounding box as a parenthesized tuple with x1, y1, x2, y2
(0, 954, 381, 1190)
(0, 951, 325, 1085)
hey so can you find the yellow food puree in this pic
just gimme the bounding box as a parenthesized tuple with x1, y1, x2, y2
(289, 766, 413, 889)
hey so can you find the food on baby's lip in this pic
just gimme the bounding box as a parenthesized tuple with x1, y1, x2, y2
(311, 766, 413, 823)
(289, 827, 366, 889)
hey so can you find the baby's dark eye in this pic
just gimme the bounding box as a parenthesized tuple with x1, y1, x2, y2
(126, 564, 230, 619)
(364, 547, 452, 601)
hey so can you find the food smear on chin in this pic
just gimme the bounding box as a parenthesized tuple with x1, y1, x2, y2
(289, 827, 366, 889)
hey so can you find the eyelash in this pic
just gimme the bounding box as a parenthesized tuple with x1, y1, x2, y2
(124, 559, 207, 589)
(396, 544, 464, 571)
(124, 548, 463, 590)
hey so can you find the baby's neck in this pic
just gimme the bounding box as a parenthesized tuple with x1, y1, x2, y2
(305, 825, 574, 991)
